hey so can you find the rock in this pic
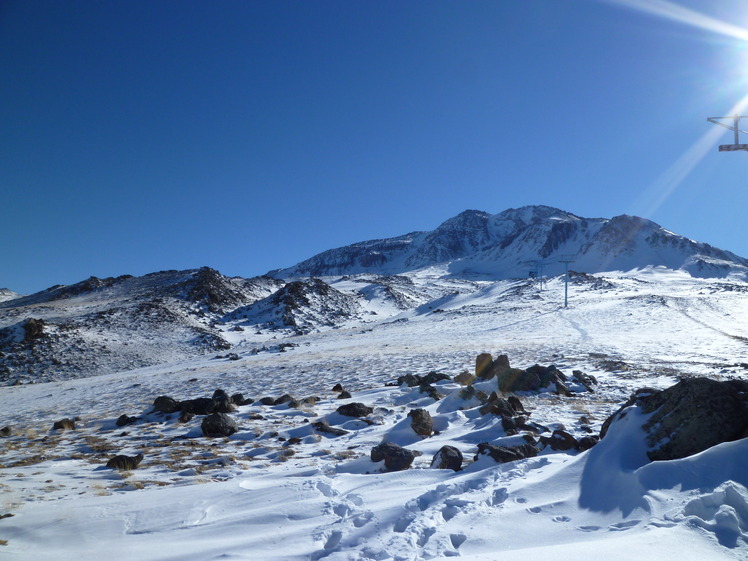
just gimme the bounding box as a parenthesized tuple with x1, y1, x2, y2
(421, 371, 451, 385)
(227, 352, 240, 360)
(418, 383, 442, 401)
(332, 383, 345, 392)
(337, 402, 373, 418)
(274, 394, 295, 406)
(258, 397, 277, 406)
(178, 412, 194, 423)
(578, 435, 599, 451)
(430, 445, 463, 471)
(507, 395, 527, 414)
(475, 353, 494, 379)
(153, 396, 181, 414)
(231, 393, 253, 406)
(0, 426, 11, 437)
(289, 396, 319, 408)
(22, 318, 45, 341)
(494, 354, 511, 373)
(53, 418, 76, 431)
(601, 377, 748, 461)
(201, 412, 238, 437)
(408, 408, 433, 437)
(454, 370, 476, 386)
(337, 390, 352, 399)
(115, 415, 139, 427)
(312, 421, 349, 437)
(479, 392, 519, 417)
(572, 370, 598, 392)
(212, 390, 235, 413)
(180, 397, 216, 415)
(540, 429, 578, 451)
(496, 368, 541, 392)
(475, 442, 538, 464)
(396, 373, 421, 387)
(501, 416, 518, 436)
(371, 442, 421, 472)
(106, 452, 144, 470)
(397, 371, 451, 387)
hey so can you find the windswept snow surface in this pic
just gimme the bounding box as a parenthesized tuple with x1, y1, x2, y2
(2, 269, 748, 559)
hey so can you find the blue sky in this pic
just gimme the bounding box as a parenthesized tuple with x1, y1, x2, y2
(3, 0, 748, 294)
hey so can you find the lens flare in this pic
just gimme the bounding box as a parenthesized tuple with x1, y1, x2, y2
(602, 1, 748, 217)
(606, 0, 748, 41)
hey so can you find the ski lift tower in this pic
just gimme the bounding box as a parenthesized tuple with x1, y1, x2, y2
(558, 256, 576, 308)
(707, 115, 748, 151)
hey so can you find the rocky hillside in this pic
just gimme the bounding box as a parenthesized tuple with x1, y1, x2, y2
(0, 268, 287, 384)
(269, 206, 748, 280)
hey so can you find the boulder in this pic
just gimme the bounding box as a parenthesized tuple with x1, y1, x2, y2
(496, 368, 541, 392)
(601, 377, 748, 461)
(201, 412, 238, 437)
(312, 421, 349, 437)
(231, 393, 253, 406)
(22, 318, 45, 341)
(421, 371, 451, 385)
(408, 408, 433, 437)
(332, 383, 345, 392)
(337, 390, 352, 399)
(475, 442, 538, 464)
(0, 426, 11, 437)
(371, 442, 421, 472)
(153, 396, 181, 414)
(430, 445, 463, 471)
(212, 389, 235, 413)
(258, 397, 277, 406)
(578, 435, 599, 451)
(52, 418, 76, 431)
(273, 394, 295, 406)
(540, 429, 578, 451)
(453, 370, 476, 386)
(479, 392, 519, 417)
(115, 415, 139, 427)
(180, 397, 216, 415)
(337, 402, 373, 418)
(572, 370, 598, 392)
(475, 353, 494, 379)
(106, 452, 144, 470)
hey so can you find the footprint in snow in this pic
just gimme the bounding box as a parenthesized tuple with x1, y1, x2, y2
(609, 520, 641, 531)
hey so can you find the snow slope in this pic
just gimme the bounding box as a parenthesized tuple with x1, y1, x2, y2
(2, 268, 748, 559)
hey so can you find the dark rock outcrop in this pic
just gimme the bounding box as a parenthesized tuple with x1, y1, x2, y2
(337, 402, 373, 418)
(180, 397, 216, 415)
(430, 445, 463, 471)
(115, 415, 139, 427)
(475, 442, 538, 464)
(312, 421, 349, 437)
(106, 452, 144, 470)
(408, 408, 433, 437)
(601, 377, 748, 461)
(540, 429, 578, 451)
(52, 418, 76, 431)
(153, 396, 181, 414)
(371, 442, 421, 472)
(201, 412, 238, 437)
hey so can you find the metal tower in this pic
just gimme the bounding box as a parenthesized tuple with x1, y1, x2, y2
(707, 115, 748, 151)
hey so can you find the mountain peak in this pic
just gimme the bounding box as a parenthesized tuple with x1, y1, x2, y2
(270, 207, 748, 280)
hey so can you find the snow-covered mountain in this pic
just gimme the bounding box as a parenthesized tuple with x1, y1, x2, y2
(0, 268, 285, 383)
(5, 209, 748, 559)
(269, 206, 748, 280)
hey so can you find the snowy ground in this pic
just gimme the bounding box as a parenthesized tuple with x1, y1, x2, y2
(2, 269, 748, 560)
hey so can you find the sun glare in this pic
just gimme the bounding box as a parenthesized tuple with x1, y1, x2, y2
(603, 0, 748, 217)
